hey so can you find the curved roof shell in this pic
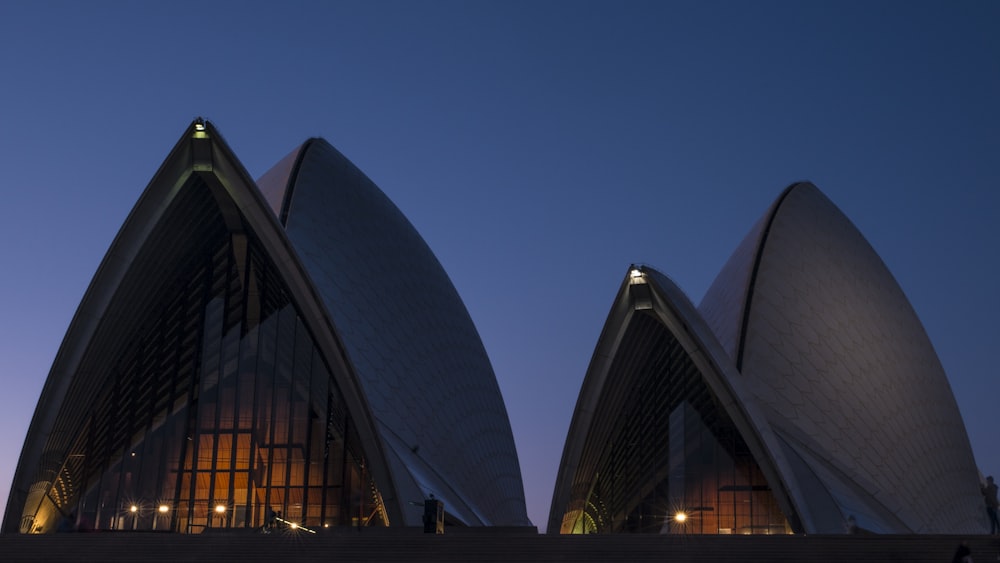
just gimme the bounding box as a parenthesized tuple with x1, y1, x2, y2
(4, 121, 528, 532)
(552, 182, 982, 534)
(548, 266, 796, 533)
(3, 122, 396, 532)
(247, 138, 528, 527)
(700, 182, 982, 533)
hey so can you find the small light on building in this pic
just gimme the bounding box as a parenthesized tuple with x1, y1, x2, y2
(215, 504, 226, 514)
(130, 505, 138, 513)
(290, 522, 299, 529)
(630, 268, 643, 279)
(158, 505, 169, 514)
(674, 511, 687, 523)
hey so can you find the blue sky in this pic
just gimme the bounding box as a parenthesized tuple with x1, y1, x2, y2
(0, 1, 997, 532)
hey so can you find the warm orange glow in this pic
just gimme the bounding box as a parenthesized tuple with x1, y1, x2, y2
(674, 511, 687, 523)
(215, 504, 226, 513)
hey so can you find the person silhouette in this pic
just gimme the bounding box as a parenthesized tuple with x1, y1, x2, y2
(266, 507, 277, 532)
(982, 475, 999, 534)
(951, 541, 972, 563)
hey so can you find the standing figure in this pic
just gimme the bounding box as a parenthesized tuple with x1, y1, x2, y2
(982, 475, 999, 534)
(951, 541, 973, 563)
(266, 507, 277, 532)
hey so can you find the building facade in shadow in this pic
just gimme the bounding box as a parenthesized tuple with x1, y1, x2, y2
(550, 184, 983, 535)
(4, 120, 529, 534)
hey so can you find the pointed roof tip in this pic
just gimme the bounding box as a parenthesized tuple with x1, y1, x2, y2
(191, 117, 227, 139)
(628, 263, 673, 280)
(782, 180, 820, 196)
(771, 182, 822, 217)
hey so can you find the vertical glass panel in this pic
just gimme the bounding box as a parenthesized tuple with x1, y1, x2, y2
(213, 473, 230, 505)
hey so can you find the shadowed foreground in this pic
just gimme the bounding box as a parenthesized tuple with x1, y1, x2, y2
(1, 529, 998, 562)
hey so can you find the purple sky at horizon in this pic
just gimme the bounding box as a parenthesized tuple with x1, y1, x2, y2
(1, 1, 997, 533)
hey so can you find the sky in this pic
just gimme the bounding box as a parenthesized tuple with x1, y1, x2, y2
(0, 1, 997, 533)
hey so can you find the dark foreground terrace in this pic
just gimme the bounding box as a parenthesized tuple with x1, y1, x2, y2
(1, 528, 998, 562)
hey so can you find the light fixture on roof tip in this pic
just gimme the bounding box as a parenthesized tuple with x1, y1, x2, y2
(194, 118, 206, 131)
(629, 267, 643, 279)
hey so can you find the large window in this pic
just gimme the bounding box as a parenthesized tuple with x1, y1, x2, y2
(27, 183, 383, 533)
(565, 312, 789, 534)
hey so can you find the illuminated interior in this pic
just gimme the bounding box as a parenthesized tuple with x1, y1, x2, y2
(559, 312, 790, 535)
(17, 175, 384, 533)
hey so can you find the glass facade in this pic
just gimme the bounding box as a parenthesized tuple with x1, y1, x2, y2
(21, 179, 383, 533)
(561, 312, 790, 535)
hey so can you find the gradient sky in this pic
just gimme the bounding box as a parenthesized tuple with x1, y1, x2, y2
(1, 1, 997, 533)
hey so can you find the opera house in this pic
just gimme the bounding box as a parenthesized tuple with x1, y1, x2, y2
(3, 119, 986, 543)
(549, 182, 984, 535)
(3, 120, 529, 534)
